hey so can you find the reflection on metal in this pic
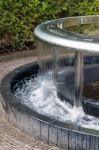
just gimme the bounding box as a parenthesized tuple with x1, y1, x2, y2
(34, 15, 99, 53)
(74, 52, 83, 107)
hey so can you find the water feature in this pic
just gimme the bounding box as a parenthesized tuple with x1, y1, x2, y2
(1, 16, 99, 149)
(34, 15, 99, 124)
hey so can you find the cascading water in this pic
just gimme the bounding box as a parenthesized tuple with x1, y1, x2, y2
(14, 53, 99, 130)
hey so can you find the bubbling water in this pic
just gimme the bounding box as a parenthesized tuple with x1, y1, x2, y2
(14, 71, 99, 130)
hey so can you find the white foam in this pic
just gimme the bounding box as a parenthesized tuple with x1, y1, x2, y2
(15, 73, 99, 130)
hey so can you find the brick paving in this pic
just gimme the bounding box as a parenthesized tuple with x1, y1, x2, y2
(0, 56, 62, 150)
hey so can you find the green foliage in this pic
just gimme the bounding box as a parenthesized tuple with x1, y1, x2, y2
(0, 0, 99, 50)
(73, 0, 99, 15)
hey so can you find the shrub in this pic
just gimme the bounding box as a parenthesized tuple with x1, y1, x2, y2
(0, 0, 68, 50)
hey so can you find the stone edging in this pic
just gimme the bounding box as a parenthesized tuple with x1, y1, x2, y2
(0, 49, 37, 62)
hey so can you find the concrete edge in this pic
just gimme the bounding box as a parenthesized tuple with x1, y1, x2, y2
(0, 49, 37, 62)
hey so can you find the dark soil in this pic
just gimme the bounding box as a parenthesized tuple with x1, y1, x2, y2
(0, 41, 35, 55)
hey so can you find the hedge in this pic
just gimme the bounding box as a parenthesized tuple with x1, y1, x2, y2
(0, 0, 99, 50)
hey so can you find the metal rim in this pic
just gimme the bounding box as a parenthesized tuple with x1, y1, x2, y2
(34, 15, 99, 53)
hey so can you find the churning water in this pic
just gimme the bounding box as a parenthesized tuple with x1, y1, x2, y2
(14, 71, 99, 131)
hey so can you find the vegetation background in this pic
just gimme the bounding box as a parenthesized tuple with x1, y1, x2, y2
(0, 0, 99, 51)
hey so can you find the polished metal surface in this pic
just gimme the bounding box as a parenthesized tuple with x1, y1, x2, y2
(34, 15, 99, 53)
(74, 52, 83, 107)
